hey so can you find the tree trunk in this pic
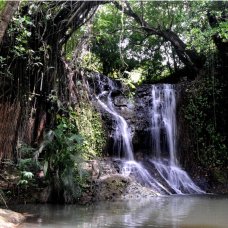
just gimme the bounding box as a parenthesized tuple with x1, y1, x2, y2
(207, 12, 228, 65)
(161, 30, 204, 72)
(0, 1, 19, 45)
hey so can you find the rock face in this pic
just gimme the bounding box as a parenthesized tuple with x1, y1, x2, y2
(133, 85, 154, 155)
(0, 209, 25, 227)
(87, 73, 209, 194)
(111, 84, 155, 156)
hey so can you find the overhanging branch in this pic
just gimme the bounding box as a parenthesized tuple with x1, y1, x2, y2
(113, 0, 204, 72)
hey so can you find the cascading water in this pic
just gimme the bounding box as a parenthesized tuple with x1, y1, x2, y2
(95, 75, 134, 160)
(149, 84, 205, 194)
(93, 74, 204, 195)
(94, 75, 169, 194)
(150, 84, 177, 165)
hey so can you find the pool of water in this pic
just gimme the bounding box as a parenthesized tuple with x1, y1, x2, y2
(13, 195, 228, 228)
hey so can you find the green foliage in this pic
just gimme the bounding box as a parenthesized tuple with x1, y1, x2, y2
(17, 142, 38, 170)
(184, 75, 227, 169)
(91, 4, 125, 75)
(0, 10, 36, 83)
(42, 98, 106, 201)
(8, 14, 33, 57)
(44, 110, 83, 171)
(216, 21, 228, 41)
(90, 3, 164, 79)
(42, 108, 96, 200)
(75, 103, 106, 160)
(67, 1, 225, 84)
(18, 171, 34, 187)
(0, 0, 6, 12)
(185, 1, 226, 57)
(65, 27, 87, 61)
(16, 142, 39, 188)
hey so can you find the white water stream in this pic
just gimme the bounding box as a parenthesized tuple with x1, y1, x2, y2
(96, 76, 134, 160)
(95, 75, 204, 194)
(149, 85, 204, 194)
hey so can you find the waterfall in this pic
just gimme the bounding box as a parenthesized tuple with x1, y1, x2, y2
(149, 84, 205, 194)
(150, 85, 177, 165)
(93, 74, 204, 195)
(95, 75, 134, 160)
(94, 74, 169, 194)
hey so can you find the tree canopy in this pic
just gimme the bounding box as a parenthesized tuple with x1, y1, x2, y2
(65, 0, 227, 83)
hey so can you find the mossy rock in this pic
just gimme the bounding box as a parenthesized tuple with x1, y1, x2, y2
(93, 174, 130, 201)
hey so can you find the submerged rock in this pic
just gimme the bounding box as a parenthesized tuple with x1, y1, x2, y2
(0, 209, 25, 228)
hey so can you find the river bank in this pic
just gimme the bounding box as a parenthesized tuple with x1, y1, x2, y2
(1, 157, 227, 206)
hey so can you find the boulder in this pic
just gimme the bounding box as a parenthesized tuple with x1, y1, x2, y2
(93, 174, 130, 201)
(0, 209, 25, 228)
(91, 158, 160, 201)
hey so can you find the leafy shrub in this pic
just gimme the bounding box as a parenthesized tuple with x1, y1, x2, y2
(42, 110, 84, 201)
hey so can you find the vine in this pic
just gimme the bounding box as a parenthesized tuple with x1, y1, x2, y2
(184, 74, 227, 183)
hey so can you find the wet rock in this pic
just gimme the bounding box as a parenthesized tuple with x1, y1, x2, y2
(93, 173, 159, 201)
(0, 209, 25, 228)
(79, 192, 93, 205)
(114, 95, 128, 107)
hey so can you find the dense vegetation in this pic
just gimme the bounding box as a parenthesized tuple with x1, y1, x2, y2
(69, 1, 227, 81)
(0, 1, 227, 203)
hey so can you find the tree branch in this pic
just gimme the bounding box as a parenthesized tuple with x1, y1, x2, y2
(113, 1, 161, 36)
(113, 0, 204, 72)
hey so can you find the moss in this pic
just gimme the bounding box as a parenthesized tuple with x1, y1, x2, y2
(75, 102, 106, 159)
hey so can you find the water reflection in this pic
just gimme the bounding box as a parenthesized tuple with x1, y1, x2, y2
(14, 195, 228, 228)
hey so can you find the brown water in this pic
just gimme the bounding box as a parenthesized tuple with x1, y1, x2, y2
(13, 195, 228, 228)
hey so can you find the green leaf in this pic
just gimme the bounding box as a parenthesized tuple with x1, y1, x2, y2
(43, 161, 48, 176)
